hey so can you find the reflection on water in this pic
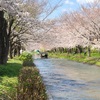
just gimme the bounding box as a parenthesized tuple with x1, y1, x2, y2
(34, 59, 100, 100)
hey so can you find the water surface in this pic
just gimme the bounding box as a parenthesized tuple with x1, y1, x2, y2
(34, 59, 100, 100)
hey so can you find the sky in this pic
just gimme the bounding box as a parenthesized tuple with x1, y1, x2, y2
(48, 0, 95, 19)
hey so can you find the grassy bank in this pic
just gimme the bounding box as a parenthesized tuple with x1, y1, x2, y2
(0, 58, 47, 100)
(49, 52, 100, 66)
(0, 59, 23, 99)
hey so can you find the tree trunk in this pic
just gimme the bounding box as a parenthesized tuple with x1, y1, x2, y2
(87, 46, 91, 57)
(9, 43, 13, 59)
(2, 38, 9, 64)
(0, 15, 4, 64)
(17, 44, 21, 56)
(0, 11, 8, 64)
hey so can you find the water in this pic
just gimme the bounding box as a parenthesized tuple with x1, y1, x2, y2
(34, 59, 100, 100)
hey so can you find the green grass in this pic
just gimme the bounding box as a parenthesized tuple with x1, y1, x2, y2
(0, 59, 22, 99)
(49, 52, 100, 66)
(0, 59, 22, 77)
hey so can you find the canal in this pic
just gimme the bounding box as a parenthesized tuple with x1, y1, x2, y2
(34, 59, 100, 100)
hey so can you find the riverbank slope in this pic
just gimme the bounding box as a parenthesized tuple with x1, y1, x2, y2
(49, 52, 100, 66)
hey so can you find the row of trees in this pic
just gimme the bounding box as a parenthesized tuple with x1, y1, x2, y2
(0, 0, 62, 64)
(0, 0, 99, 64)
(61, 0, 100, 46)
(47, 0, 100, 56)
(49, 45, 90, 56)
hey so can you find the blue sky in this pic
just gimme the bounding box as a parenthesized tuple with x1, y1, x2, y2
(48, 0, 95, 19)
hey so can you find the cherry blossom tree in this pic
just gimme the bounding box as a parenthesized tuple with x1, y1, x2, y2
(0, 0, 62, 64)
(54, 0, 100, 56)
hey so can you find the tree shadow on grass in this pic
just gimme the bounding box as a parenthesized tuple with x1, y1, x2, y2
(0, 62, 22, 77)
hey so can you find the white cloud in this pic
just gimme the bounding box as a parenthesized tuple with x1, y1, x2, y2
(62, 8, 74, 13)
(65, 0, 74, 5)
(62, 8, 67, 12)
(76, 0, 95, 4)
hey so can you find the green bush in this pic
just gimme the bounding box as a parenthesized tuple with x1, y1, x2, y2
(19, 52, 33, 62)
(19, 52, 34, 66)
(17, 67, 47, 100)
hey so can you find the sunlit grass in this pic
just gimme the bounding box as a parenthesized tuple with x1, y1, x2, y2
(0, 77, 18, 97)
(0, 59, 22, 98)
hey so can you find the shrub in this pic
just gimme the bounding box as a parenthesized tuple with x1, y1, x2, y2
(19, 52, 33, 62)
(19, 52, 34, 66)
(17, 67, 47, 100)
